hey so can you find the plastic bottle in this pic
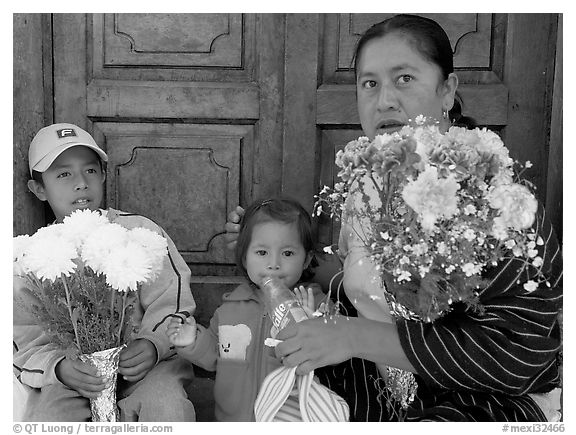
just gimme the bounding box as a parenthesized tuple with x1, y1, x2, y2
(260, 277, 309, 338)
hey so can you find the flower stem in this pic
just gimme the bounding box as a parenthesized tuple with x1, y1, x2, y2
(109, 289, 115, 344)
(117, 291, 129, 345)
(61, 275, 81, 351)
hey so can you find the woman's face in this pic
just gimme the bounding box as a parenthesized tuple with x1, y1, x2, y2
(356, 32, 458, 139)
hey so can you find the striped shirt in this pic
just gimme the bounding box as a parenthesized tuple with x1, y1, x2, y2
(316, 205, 562, 421)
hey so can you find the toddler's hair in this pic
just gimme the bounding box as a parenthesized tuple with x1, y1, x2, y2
(235, 196, 315, 281)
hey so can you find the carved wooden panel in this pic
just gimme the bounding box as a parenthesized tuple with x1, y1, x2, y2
(95, 122, 255, 266)
(333, 13, 493, 72)
(91, 13, 255, 81)
(103, 13, 242, 67)
(86, 80, 259, 119)
(324, 13, 496, 81)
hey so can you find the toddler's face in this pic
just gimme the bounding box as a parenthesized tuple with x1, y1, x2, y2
(245, 221, 311, 290)
(37, 146, 105, 222)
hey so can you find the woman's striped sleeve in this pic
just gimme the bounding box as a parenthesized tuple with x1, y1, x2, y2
(396, 204, 562, 395)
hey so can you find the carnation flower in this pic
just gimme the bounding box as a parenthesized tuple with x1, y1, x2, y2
(412, 125, 443, 162)
(488, 184, 538, 237)
(402, 166, 460, 232)
(523, 280, 538, 292)
(474, 128, 514, 168)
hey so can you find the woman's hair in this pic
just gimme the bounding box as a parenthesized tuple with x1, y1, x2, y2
(352, 14, 476, 128)
(235, 196, 316, 281)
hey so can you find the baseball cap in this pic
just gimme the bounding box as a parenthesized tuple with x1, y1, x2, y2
(28, 123, 108, 176)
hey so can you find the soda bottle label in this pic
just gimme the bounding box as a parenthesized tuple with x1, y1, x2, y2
(261, 277, 309, 338)
(271, 302, 289, 330)
(269, 300, 309, 338)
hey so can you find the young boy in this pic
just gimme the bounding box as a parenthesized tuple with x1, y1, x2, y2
(13, 123, 197, 421)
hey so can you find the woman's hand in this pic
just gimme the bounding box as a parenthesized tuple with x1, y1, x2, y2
(166, 316, 197, 348)
(224, 206, 245, 250)
(275, 315, 416, 376)
(118, 339, 158, 383)
(274, 316, 354, 375)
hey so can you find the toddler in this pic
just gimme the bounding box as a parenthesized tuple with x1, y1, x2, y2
(166, 197, 324, 421)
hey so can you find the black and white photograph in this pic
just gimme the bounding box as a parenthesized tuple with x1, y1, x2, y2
(12, 11, 564, 428)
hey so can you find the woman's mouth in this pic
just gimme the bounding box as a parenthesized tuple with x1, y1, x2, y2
(375, 120, 405, 136)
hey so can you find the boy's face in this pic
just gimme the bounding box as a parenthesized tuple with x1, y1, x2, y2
(28, 146, 106, 222)
(244, 220, 311, 290)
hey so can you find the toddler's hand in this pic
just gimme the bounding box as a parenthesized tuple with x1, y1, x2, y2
(293, 285, 315, 318)
(166, 316, 197, 348)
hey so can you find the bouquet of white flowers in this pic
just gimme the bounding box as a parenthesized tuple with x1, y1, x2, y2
(315, 116, 549, 413)
(13, 209, 168, 421)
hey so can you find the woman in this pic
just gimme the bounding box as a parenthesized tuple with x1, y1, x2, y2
(225, 15, 562, 421)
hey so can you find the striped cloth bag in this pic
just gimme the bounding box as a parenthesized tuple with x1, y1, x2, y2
(254, 366, 349, 421)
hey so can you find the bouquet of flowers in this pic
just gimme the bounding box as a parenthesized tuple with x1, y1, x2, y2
(316, 116, 546, 323)
(13, 209, 168, 421)
(315, 116, 548, 414)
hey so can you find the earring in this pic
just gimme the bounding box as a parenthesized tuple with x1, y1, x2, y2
(442, 109, 449, 119)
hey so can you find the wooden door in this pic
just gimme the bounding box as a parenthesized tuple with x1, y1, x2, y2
(46, 13, 560, 322)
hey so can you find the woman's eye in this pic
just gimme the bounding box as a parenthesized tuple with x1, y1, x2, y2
(86, 168, 97, 174)
(283, 251, 295, 257)
(361, 80, 377, 89)
(255, 250, 267, 256)
(396, 75, 413, 85)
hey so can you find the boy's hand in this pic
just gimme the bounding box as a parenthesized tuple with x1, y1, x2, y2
(224, 206, 245, 250)
(166, 316, 197, 348)
(294, 285, 315, 318)
(118, 339, 158, 383)
(55, 357, 107, 399)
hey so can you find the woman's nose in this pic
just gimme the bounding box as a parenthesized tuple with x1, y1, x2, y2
(377, 83, 399, 110)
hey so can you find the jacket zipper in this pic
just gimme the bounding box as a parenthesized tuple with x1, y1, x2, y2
(254, 307, 269, 415)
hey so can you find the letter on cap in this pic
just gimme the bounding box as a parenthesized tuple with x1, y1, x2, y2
(56, 128, 77, 139)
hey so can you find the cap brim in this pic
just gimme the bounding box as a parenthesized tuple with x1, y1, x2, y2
(30, 142, 108, 175)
